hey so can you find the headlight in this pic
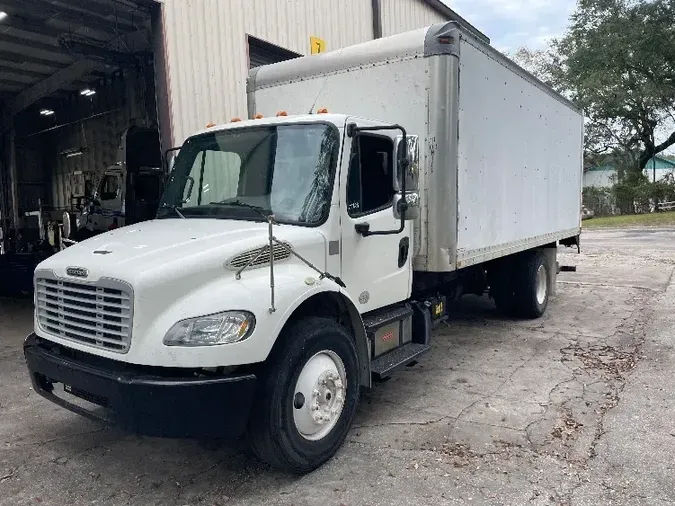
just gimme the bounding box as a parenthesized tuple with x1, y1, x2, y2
(163, 311, 255, 347)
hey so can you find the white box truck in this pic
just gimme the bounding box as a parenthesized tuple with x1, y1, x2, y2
(24, 22, 583, 474)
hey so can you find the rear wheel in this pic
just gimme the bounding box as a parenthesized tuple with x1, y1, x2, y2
(515, 251, 550, 319)
(248, 317, 360, 474)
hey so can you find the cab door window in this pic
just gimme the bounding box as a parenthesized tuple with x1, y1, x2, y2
(346, 134, 394, 217)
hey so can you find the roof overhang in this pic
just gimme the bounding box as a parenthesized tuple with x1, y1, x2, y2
(0, 0, 155, 116)
(420, 0, 489, 44)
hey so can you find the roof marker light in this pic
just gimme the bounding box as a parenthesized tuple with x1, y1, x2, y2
(254, 114, 264, 119)
(276, 111, 288, 117)
(317, 108, 328, 114)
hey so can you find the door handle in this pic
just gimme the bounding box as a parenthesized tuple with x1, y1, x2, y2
(398, 237, 410, 268)
(355, 223, 371, 236)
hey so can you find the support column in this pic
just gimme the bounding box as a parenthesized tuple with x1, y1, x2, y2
(151, 1, 175, 159)
(5, 124, 19, 229)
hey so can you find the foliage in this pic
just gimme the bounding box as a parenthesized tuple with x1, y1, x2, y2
(555, 0, 675, 175)
(511, 0, 675, 179)
(510, 47, 560, 89)
(583, 186, 615, 216)
(583, 173, 675, 216)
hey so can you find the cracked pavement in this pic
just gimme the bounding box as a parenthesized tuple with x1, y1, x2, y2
(2, 227, 675, 505)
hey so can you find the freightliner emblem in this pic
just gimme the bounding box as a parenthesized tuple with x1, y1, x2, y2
(66, 267, 89, 278)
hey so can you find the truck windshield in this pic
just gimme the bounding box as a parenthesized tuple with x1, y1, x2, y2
(158, 124, 339, 225)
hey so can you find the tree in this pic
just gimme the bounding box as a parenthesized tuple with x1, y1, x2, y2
(510, 47, 559, 89)
(553, 0, 675, 177)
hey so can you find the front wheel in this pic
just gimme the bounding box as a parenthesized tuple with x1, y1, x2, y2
(248, 317, 360, 474)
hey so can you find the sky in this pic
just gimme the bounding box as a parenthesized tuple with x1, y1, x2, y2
(441, 0, 675, 153)
(445, 0, 578, 54)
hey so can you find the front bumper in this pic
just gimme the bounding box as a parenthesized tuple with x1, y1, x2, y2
(24, 333, 257, 438)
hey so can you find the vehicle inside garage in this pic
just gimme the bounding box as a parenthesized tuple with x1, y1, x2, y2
(0, 0, 162, 296)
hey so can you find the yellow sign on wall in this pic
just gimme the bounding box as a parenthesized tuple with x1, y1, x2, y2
(310, 36, 326, 55)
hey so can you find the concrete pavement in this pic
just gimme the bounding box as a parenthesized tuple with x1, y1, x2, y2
(1, 228, 675, 505)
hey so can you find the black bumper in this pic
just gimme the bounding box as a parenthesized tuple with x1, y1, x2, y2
(24, 333, 257, 438)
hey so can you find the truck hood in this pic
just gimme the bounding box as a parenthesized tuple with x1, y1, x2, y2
(38, 218, 327, 284)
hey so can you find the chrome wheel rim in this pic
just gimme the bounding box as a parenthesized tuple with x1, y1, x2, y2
(535, 263, 548, 306)
(293, 350, 347, 441)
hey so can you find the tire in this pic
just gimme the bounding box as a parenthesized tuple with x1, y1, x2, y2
(514, 251, 550, 319)
(490, 264, 517, 316)
(248, 317, 360, 474)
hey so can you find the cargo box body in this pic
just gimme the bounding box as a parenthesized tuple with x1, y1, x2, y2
(248, 22, 583, 273)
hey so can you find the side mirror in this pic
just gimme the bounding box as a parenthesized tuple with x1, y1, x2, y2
(393, 134, 420, 221)
(393, 192, 420, 220)
(393, 135, 420, 192)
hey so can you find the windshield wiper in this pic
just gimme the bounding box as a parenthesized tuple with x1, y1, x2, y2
(210, 200, 272, 221)
(158, 204, 186, 219)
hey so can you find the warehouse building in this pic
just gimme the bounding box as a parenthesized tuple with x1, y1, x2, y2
(0, 0, 484, 285)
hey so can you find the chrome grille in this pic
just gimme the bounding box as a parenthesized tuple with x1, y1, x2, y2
(35, 277, 132, 353)
(227, 243, 291, 270)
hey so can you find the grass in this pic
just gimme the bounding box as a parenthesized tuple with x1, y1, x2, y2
(583, 211, 675, 229)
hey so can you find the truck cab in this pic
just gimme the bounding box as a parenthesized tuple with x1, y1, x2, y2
(77, 163, 164, 238)
(25, 113, 426, 474)
(75, 125, 164, 241)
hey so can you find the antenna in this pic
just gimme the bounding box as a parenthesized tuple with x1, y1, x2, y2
(308, 47, 346, 114)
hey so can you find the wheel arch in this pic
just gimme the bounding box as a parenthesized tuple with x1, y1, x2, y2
(269, 290, 371, 388)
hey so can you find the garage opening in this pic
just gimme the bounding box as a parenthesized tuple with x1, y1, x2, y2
(247, 35, 301, 69)
(0, 0, 162, 296)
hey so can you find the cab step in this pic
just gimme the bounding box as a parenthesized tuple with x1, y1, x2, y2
(371, 342, 431, 380)
(362, 304, 413, 331)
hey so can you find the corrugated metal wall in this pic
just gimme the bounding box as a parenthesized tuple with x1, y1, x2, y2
(45, 67, 155, 210)
(380, 0, 446, 37)
(158, 0, 446, 146)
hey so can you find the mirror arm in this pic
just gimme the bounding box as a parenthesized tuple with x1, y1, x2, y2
(348, 123, 409, 237)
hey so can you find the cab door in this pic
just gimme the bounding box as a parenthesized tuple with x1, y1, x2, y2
(90, 172, 123, 231)
(339, 119, 413, 313)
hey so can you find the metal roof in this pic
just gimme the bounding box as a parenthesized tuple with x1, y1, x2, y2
(420, 0, 488, 43)
(0, 0, 155, 116)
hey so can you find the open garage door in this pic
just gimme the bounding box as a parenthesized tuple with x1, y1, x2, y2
(0, 0, 161, 295)
(248, 35, 301, 69)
